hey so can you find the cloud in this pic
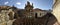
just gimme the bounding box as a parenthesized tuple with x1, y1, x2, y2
(4, 1, 9, 5)
(16, 2, 21, 5)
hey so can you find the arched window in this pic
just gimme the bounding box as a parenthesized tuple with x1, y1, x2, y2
(40, 13, 41, 16)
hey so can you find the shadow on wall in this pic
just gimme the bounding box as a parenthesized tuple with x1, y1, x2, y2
(43, 13, 57, 25)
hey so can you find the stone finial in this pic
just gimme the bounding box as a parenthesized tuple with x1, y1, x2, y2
(27, 1, 30, 5)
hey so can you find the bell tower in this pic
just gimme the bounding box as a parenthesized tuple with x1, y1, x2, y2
(25, 1, 34, 12)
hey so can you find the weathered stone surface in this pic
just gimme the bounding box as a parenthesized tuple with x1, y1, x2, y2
(7, 19, 16, 25)
(0, 6, 15, 25)
(53, 0, 60, 25)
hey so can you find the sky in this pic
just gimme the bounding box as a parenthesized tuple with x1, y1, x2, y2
(0, 0, 53, 10)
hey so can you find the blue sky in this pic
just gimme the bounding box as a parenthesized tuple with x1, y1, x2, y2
(0, 0, 53, 10)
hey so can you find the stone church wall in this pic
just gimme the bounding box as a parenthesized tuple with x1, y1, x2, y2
(0, 6, 15, 25)
(52, 0, 60, 25)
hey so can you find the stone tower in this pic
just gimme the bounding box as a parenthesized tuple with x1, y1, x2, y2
(25, 1, 34, 12)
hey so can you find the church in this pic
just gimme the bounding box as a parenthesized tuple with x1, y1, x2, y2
(0, 1, 57, 25)
(13, 1, 57, 25)
(13, 1, 58, 25)
(17, 1, 48, 18)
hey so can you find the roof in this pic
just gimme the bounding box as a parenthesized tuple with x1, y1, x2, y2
(33, 8, 47, 12)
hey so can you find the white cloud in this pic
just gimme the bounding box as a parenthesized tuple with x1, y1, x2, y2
(16, 2, 21, 5)
(4, 1, 9, 5)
